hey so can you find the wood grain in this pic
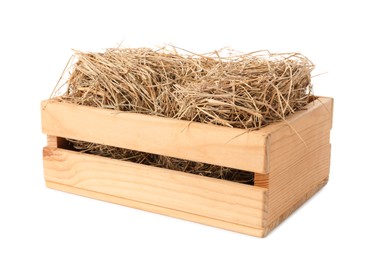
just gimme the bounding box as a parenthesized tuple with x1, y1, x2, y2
(41, 100, 269, 173)
(267, 144, 331, 225)
(254, 173, 269, 188)
(45, 181, 267, 237)
(43, 148, 268, 228)
(263, 97, 333, 225)
(262, 97, 333, 173)
(263, 177, 329, 236)
(41, 97, 333, 237)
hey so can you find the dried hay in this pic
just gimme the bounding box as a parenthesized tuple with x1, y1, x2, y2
(55, 46, 314, 184)
(70, 139, 254, 185)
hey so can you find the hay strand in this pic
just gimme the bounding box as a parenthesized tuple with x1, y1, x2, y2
(58, 47, 314, 129)
(55, 46, 314, 184)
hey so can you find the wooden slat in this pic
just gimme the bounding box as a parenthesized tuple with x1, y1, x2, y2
(43, 148, 268, 228)
(45, 181, 266, 237)
(262, 97, 333, 173)
(41, 100, 269, 173)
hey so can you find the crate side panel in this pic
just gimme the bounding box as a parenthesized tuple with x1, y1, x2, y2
(267, 144, 331, 225)
(264, 97, 333, 173)
(43, 148, 268, 228)
(41, 100, 268, 173)
(264, 97, 333, 225)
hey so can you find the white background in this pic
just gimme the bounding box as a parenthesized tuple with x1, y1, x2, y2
(1, 0, 371, 259)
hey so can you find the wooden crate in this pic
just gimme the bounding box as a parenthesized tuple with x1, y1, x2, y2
(41, 96, 333, 237)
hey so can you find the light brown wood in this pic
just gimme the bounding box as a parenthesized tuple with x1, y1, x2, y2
(262, 97, 333, 173)
(254, 173, 269, 188)
(47, 135, 58, 147)
(41, 100, 269, 173)
(45, 181, 266, 237)
(266, 144, 331, 225)
(263, 97, 333, 225)
(47, 135, 71, 149)
(258, 97, 333, 232)
(43, 147, 268, 228)
(41, 97, 333, 237)
(263, 176, 329, 236)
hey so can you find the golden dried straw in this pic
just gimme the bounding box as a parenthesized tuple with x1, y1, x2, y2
(70, 139, 254, 185)
(56, 46, 314, 184)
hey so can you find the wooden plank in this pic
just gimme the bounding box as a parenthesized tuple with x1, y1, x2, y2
(263, 97, 333, 173)
(267, 144, 331, 225)
(43, 147, 268, 228)
(263, 177, 328, 236)
(254, 173, 269, 188)
(45, 181, 266, 237)
(41, 100, 269, 173)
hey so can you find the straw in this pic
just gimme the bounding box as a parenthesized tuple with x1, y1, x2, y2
(55, 46, 314, 184)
